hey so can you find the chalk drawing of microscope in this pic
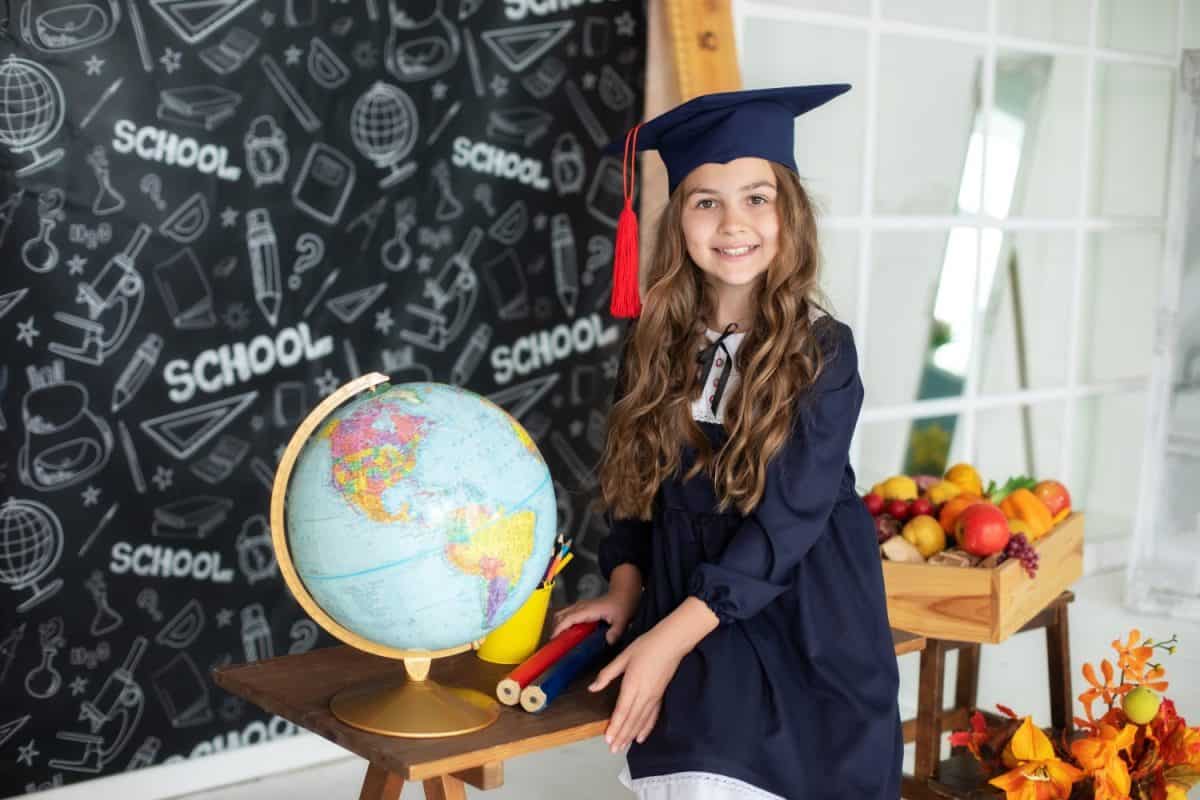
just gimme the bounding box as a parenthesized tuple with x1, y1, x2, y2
(49, 223, 150, 367)
(50, 636, 147, 774)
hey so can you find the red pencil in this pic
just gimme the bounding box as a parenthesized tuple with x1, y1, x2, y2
(495, 621, 598, 705)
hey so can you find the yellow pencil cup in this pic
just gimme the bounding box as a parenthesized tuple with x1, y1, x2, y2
(476, 582, 554, 665)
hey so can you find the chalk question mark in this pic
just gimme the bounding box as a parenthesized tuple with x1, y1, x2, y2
(139, 174, 166, 210)
(292, 233, 324, 275)
(288, 620, 319, 655)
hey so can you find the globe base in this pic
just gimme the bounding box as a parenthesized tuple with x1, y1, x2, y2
(330, 663, 501, 738)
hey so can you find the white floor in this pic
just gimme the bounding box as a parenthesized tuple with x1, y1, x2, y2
(170, 569, 1200, 800)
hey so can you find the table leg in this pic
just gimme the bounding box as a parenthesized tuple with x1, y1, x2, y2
(359, 763, 405, 800)
(1046, 600, 1073, 735)
(913, 640, 946, 780)
(954, 644, 980, 712)
(422, 774, 468, 800)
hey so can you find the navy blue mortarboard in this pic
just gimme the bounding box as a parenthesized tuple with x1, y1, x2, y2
(605, 84, 851, 319)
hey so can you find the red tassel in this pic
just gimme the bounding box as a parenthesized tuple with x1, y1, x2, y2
(610, 123, 643, 319)
(610, 198, 640, 318)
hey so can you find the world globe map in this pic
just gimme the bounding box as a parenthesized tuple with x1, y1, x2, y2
(283, 382, 557, 653)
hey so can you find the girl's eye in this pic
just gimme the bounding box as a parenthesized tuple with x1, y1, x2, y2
(696, 198, 716, 209)
(749, 195, 769, 205)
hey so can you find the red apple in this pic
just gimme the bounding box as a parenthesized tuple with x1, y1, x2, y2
(955, 503, 1011, 557)
(910, 497, 934, 518)
(875, 514, 900, 543)
(1033, 480, 1071, 519)
(886, 499, 911, 521)
(863, 492, 884, 516)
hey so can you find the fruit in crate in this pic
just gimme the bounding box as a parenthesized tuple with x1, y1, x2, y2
(862, 492, 884, 516)
(998, 488, 1053, 541)
(1001, 532, 1039, 578)
(943, 463, 983, 496)
(901, 515, 946, 558)
(955, 503, 1010, 557)
(886, 499, 911, 521)
(910, 497, 934, 517)
(875, 513, 900, 543)
(938, 493, 982, 534)
(925, 480, 961, 506)
(1032, 480, 1071, 523)
(1121, 686, 1161, 725)
(878, 475, 918, 501)
(880, 534, 925, 563)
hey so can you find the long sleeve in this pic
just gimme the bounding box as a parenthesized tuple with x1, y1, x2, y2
(596, 323, 652, 582)
(688, 320, 863, 624)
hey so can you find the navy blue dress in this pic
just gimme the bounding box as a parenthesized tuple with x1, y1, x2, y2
(598, 318, 902, 799)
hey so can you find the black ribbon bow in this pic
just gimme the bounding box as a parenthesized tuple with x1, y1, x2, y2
(695, 322, 740, 416)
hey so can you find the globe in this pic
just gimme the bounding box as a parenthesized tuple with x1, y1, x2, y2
(0, 498, 63, 612)
(0, 56, 65, 176)
(350, 82, 417, 171)
(271, 374, 556, 736)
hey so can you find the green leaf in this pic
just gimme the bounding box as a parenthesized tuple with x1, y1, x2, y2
(988, 475, 1037, 503)
(1163, 764, 1200, 789)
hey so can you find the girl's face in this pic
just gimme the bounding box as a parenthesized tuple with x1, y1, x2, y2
(679, 157, 780, 298)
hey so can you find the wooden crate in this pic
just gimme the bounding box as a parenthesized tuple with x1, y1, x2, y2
(881, 513, 1084, 643)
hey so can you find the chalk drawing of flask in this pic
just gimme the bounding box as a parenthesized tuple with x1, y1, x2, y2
(22, 189, 63, 273)
(385, 0, 460, 82)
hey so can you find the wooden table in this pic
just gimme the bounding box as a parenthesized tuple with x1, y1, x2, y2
(213, 629, 925, 799)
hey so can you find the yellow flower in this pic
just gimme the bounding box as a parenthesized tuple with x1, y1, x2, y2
(991, 718, 1085, 800)
(1070, 723, 1135, 800)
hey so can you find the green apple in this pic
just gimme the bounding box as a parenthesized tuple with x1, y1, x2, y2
(1122, 686, 1161, 725)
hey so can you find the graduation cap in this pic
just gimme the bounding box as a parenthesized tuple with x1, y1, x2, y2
(606, 84, 850, 319)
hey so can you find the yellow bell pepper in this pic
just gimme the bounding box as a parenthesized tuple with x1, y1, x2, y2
(999, 488, 1053, 540)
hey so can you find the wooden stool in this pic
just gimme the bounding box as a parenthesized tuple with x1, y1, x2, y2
(900, 590, 1074, 799)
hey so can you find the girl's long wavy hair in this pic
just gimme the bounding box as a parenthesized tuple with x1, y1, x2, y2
(596, 161, 830, 521)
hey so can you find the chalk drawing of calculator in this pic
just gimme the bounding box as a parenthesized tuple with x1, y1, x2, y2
(292, 142, 357, 225)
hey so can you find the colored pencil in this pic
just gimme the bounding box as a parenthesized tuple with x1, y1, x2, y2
(494, 620, 597, 705)
(548, 552, 574, 582)
(520, 623, 610, 712)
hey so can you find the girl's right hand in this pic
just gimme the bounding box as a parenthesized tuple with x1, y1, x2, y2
(550, 592, 638, 645)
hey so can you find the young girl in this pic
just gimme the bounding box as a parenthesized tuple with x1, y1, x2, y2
(550, 86, 902, 799)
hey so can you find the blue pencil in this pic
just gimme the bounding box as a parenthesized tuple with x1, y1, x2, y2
(519, 623, 610, 712)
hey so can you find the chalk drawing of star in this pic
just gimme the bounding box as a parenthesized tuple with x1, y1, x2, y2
(615, 11, 636, 36)
(431, 81, 448, 101)
(374, 308, 394, 335)
(315, 369, 338, 397)
(261, 10, 276, 27)
(284, 44, 303, 65)
(533, 213, 548, 231)
(582, 72, 597, 90)
(416, 253, 433, 273)
(602, 355, 619, 380)
(216, 608, 234, 628)
(220, 207, 238, 227)
(152, 466, 173, 491)
(160, 48, 181, 73)
(67, 254, 87, 275)
(84, 55, 105, 75)
(490, 75, 509, 97)
(81, 485, 101, 507)
(69, 676, 89, 696)
(16, 740, 38, 767)
(16, 316, 38, 347)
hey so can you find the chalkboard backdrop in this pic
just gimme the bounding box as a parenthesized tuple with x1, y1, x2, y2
(0, 0, 644, 793)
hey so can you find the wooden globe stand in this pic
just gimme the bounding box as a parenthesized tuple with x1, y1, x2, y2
(269, 372, 501, 738)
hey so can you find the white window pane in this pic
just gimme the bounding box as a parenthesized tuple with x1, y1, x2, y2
(875, 35, 984, 215)
(1078, 230, 1163, 384)
(1089, 62, 1174, 219)
(1071, 391, 1146, 541)
(980, 233, 1074, 394)
(1097, 0, 1178, 56)
(741, 17, 867, 215)
(883, 0, 987, 31)
(865, 230, 974, 407)
(993, 52, 1086, 218)
(818, 228, 860, 328)
(996, 0, 1090, 45)
(857, 413, 967, 484)
(975, 401, 1067, 482)
(1187, 0, 1200, 48)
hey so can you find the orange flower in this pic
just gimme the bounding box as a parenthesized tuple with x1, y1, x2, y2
(1112, 629, 1154, 681)
(990, 717, 1085, 800)
(1070, 723, 1136, 800)
(1129, 663, 1169, 693)
(1080, 659, 1124, 726)
(1160, 723, 1200, 769)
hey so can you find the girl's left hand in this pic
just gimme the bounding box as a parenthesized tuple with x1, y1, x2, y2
(588, 625, 686, 753)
